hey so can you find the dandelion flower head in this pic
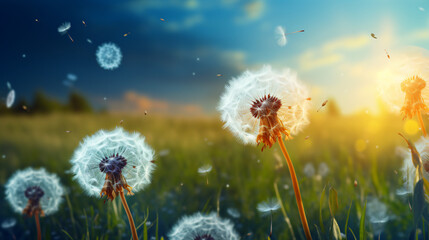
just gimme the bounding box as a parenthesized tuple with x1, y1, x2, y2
(5, 168, 63, 217)
(168, 212, 239, 240)
(70, 127, 155, 201)
(96, 42, 122, 70)
(218, 65, 310, 151)
(257, 198, 281, 215)
(377, 47, 429, 118)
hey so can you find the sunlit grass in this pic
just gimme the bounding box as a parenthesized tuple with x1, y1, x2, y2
(0, 112, 424, 239)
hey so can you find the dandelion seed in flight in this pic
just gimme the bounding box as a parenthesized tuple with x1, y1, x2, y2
(1, 218, 16, 229)
(6, 82, 11, 90)
(275, 26, 304, 47)
(6, 89, 15, 108)
(257, 198, 280, 214)
(87, 38, 92, 44)
(35, 19, 39, 22)
(317, 100, 328, 112)
(57, 22, 73, 42)
(123, 32, 130, 37)
(67, 73, 77, 81)
(160, 18, 165, 21)
(227, 208, 241, 218)
(82, 20, 86, 26)
(22, 54, 26, 58)
(217, 74, 222, 77)
(96, 43, 122, 70)
(419, 7, 425, 11)
(371, 33, 377, 39)
(197, 164, 212, 175)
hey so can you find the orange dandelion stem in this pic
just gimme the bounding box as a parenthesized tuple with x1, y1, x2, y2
(417, 110, 428, 137)
(119, 190, 138, 240)
(35, 213, 41, 240)
(278, 137, 312, 240)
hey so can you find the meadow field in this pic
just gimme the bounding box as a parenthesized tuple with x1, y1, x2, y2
(0, 112, 423, 239)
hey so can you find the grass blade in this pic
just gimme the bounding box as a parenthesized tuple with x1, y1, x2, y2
(359, 200, 367, 240)
(344, 201, 353, 240)
(320, 186, 327, 233)
(274, 181, 296, 240)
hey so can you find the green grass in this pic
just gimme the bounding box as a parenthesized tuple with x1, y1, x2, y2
(0, 112, 423, 239)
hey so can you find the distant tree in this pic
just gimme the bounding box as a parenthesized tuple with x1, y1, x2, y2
(32, 91, 64, 113)
(68, 91, 92, 113)
(326, 98, 341, 116)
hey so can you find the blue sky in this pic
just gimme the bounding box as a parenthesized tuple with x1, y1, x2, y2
(1, 0, 429, 114)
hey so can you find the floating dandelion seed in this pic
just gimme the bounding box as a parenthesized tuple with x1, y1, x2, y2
(275, 26, 304, 47)
(87, 38, 92, 44)
(303, 163, 315, 178)
(198, 164, 212, 185)
(96, 43, 122, 70)
(57, 22, 73, 42)
(6, 82, 11, 90)
(257, 198, 280, 237)
(377, 48, 429, 137)
(168, 212, 239, 240)
(67, 73, 77, 81)
(371, 33, 377, 39)
(419, 7, 425, 11)
(317, 100, 328, 112)
(1, 218, 16, 229)
(198, 164, 212, 175)
(22, 54, 26, 58)
(70, 127, 155, 240)
(5, 168, 63, 240)
(218, 65, 312, 239)
(275, 26, 287, 46)
(6, 89, 15, 108)
(227, 208, 240, 218)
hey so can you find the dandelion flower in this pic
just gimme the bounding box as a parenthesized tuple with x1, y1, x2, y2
(168, 212, 239, 240)
(218, 65, 312, 239)
(5, 168, 63, 240)
(377, 47, 429, 136)
(303, 163, 315, 178)
(218, 65, 310, 150)
(366, 197, 390, 236)
(96, 43, 122, 70)
(70, 127, 155, 240)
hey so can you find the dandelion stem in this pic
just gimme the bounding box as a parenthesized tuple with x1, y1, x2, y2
(417, 110, 428, 137)
(278, 137, 312, 240)
(35, 213, 41, 240)
(119, 191, 138, 240)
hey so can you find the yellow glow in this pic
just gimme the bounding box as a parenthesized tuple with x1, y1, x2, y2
(404, 119, 419, 135)
(355, 139, 367, 152)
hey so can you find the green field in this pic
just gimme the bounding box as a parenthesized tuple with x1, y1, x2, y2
(0, 112, 423, 239)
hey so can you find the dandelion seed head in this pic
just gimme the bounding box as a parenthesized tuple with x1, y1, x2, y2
(303, 162, 315, 178)
(218, 65, 310, 147)
(377, 47, 429, 115)
(57, 22, 71, 33)
(198, 164, 212, 175)
(96, 43, 122, 70)
(257, 198, 280, 214)
(70, 127, 155, 199)
(275, 26, 287, 46)
(168, 212, 239, 240)
(6, 89, 15, 108)
(318, 162, 330, 177)
(5, 168, 63, 216)
(399, 136, 429, 194)
(366, 197, 390, 235)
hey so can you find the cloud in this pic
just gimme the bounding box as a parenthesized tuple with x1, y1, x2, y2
(109, 92, 204, 115)
(165, 14, 204, 32)
(235, 0, 265, 24)
(298, 35, 370, 71)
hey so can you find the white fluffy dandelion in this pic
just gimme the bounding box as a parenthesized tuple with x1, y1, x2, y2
(168, 212, 239, 240)
(70, 127, 155, 199)
(218, 65, 312, 238)
(218, 65, 310, 149)
(70, 127, 154, 240)
(5, 168, 63, 217)
(398, 136, 429, 194)
(303, 163, 315, 178)
(366, 197, 390, 235)
(318, 162, 330, 177)
(96, 43, 122, 70)
(275, 26, 287, 46)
